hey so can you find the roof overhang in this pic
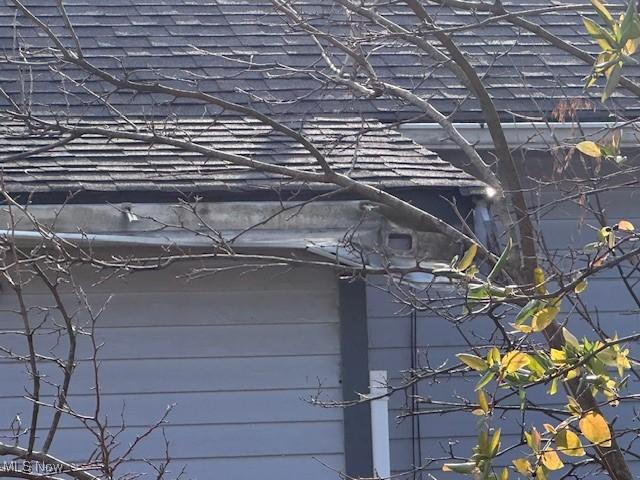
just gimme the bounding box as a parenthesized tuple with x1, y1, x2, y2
(0, 200, 459, 272)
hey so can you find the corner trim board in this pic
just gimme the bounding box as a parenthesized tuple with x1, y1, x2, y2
(339, 277, 373, 477)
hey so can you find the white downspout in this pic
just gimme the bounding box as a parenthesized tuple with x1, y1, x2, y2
(369, 370, 391, 479)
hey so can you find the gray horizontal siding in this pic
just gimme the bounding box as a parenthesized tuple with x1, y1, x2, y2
(0, 262, 344, 480)
(0, 389, 342, 427)
(121, 454, 346, 479)
(0, 289, 338, 328)
(6, 422, 345, 461)
(0, 323, 341, 359)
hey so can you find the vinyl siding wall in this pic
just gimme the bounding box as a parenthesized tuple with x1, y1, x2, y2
(367, 185, 640, 477)
(0, 260, 345, 480)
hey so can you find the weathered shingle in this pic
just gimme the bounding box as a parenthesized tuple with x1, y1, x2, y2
(0, 0, 635, 122)
(0, 117, 481, 193)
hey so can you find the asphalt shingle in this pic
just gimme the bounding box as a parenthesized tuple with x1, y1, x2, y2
(0, 117, 481, 193)
(0, 0, 636, 122)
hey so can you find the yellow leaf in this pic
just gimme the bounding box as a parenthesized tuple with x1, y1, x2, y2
(566, 367, 581, 380)
(478, 389, 489, 414)
(487, 347, 501, 366)
(513, 323, 534, 334)
(624, 38, 639, 55)
(576, 140, 602, 157)
(582, 17, 612, 50)
(592, 0, 613, 23)
(540, 449, 564, 470)
(533, 267, 547, 294)
(512, 458, 532, 474)
(532, 304, 560, 332)
(598, 226, 616, 248)
(457, 353, 488, 372)
(525, 427, 542, 453)
(579, 412, 612, 447)
(617, 350, 631, 374)
(535, 466, 548, 480)
(442, 462, 477, 474)
(458, 243, 478, 272)
(499, 467, 509, 480)
(489, 428, 501, 456)
(574, 279, 588, 294)
(617, 220, 635, 232)
(596, 51, 614, 70)
(501, 350, 530, 374)
(550, 348, 567, 363)
(543, 423, 557, 434)
(557, 429, 586, 457)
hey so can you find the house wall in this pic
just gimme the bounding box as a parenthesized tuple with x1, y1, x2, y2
(0, 259, 345, 480)
(367, 178, 640, 477)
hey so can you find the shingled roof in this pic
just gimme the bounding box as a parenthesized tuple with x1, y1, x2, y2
(0, 117, 480, 194)
(0, 0, 630, 197)
(0, 0, 636, 122)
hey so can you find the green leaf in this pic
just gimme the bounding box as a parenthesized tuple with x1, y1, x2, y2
(478, 429, 489, 454)
(548, 377, 559, 395)
(515, 299, 542, 325)
(457, 353, 488, 372)
(583, 241, 602, 254)
(519, 388, 526, 411)
(620, 0, 640, 42)
(527, 355, 546, 379)
(582, 17, 617, 49)
(476, 370, 496, 391)
(487, 237, 512, 282)
(629, 15, 640, 39)
(603, 61, 623, 101)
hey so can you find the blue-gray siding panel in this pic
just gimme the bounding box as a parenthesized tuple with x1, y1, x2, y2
(0, 263, 344, 480)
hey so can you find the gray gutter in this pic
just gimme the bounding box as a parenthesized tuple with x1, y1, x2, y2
(0, 200, 459, 271)
(400, 121, 638, 150)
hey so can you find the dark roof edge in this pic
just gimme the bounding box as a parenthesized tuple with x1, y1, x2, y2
(4, 185, 466, 206)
